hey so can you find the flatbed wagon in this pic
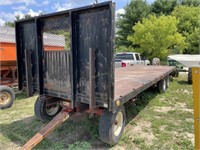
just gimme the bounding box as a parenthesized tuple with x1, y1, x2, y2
(15, 2, 176, 149)
(114, 65, 174, 103)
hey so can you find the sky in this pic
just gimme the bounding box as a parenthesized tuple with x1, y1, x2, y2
(0, 0, 155, 26)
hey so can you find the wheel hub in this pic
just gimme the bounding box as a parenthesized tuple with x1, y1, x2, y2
(0, 91, 11, 105)
(113, 111, 123, 136)
(45, 103, 60, 116)
(166, 77, 169, 87)
(163, 79, 166, 90)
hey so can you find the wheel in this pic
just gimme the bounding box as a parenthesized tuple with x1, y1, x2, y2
(157, 78, 167, 93)
(34, 96, 62, 121)
(152, 58, 160, 65)
(166, 75, 170, 88)
(0, 86, 15, 109)
(174, 70, 179, 77)
(99, 106, 126, 145)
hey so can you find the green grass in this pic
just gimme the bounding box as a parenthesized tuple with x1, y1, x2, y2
(0, 73, 194, 149)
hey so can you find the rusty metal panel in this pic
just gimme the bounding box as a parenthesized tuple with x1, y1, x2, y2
(24, 48, 33, 96)
(73, 4, 113, 106)
(43, 51, 71, 99)
(89, 48, 96, 109)
(16, 2, 114, 109)
(15, 19, 38, 91)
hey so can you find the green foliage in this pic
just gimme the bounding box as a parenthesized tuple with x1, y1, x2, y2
(151, 0, 178, 15)
(180, 0, 200, 6)
(172, 5, 200, 54)
(128, 15, 186, 60)
(115, 45, 135, 53)
(116, 0, 151, 48)
(4, 22, 15, 28)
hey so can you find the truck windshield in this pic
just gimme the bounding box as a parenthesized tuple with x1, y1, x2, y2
(115, 54, 134, 60)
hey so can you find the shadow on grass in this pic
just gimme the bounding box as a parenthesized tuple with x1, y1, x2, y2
(177, 80, 190, 85)
(14, 92, 38, 102)
(125, 88, 159, 124)
(0, 113, 110, 149)
(0, 116, 45, 148)
(15, 92, 30, 101)
(1, 89, 159, 149)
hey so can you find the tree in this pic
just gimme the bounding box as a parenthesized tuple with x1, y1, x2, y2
(180, 0, 200, 6)
(151, 0, 178, 15)
(5, 22, 15, 28)
(4, 15, 21, 27)
(116, 0, 151, 49)
(172, 5, 200, 54)
(5, 13, 44, 27)
(127, 15, 186, 60)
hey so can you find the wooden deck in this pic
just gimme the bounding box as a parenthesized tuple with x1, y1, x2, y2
(114, 65, 175, 100)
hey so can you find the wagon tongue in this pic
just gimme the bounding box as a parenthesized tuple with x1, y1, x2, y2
(21, 111, 70, 150)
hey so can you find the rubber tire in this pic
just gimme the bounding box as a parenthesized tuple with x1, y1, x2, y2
(99, 106, 126, 145)
(166, 75, 170, 89)
(0, 86, 15, 109)
(157, 78, 167, 93)
(152, 58, 160, 65)
(174, 70, 179, 77)
(34, 96, 62, 121)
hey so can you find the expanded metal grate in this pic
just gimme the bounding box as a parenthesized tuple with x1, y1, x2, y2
(41, 14, 72, 98)
(42, 15, 70, 51)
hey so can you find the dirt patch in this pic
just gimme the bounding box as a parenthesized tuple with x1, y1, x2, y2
(128, 121, 156, 146)
(0, 138, 21, 150)
(111, 145, 127, 150)
(159, 97, 166, 102)
(176, 89, 191, 95)
(154, 103, 193, 114)
(185, 118, 193, 122)
(185, 132, 194, 145)
(176, 102, 193, 113)
(154, 106, 174, 113)
(171, 131, 194, 146)
(154, 116, 161, 119)
(159, 125, 167, 131)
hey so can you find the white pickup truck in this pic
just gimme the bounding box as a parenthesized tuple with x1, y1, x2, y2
(115, 52, 150, 68)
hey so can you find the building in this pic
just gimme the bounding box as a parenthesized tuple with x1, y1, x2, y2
(0, 26, 65, 62)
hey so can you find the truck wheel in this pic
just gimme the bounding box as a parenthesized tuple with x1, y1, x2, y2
(174, 70, 179, 77)
(34, 96, 62, 121)
(99, 106, 126, 145)
(166, 75, 170, 88)
(152, 58, 160, 65)
(0, 86, 15, 109)
(157, 78, 167, 93)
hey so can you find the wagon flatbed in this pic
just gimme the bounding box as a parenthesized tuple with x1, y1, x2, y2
(115, 65, 176, 100)
(16, 1, 177, 148)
